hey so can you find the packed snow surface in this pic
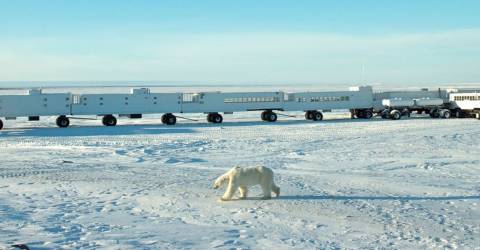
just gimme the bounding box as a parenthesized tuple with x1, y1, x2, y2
(0, 113, 479, 249)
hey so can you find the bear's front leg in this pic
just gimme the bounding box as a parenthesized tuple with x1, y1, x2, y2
(220, 180, 238, 201)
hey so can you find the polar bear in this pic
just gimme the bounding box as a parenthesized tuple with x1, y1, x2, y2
(213, 166, 280, 201)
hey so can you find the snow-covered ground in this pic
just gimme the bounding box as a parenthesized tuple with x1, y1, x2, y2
(0, 113, 479, 249)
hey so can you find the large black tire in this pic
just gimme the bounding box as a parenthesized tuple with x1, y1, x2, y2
(356, 110, 365, 119)
(402, 109, 410, 118)
(305, 111, 314, 120)
(212, 113, 223, 123)
(0, 119, 3, 130)
(390, 110, 401, 120)
(312, 111, 323, 121)
(440, 109, 451, 119)
(453, 109, 462, 118)
(380, 109, 389, 119)
(56, 115, 70, 128)
(207, 113, 214, 123)
(363, 110, 373, 119)
(164, 113, 176, 125)
(261, 111, 269, 121)
(266, 112, 277, 122)
(429, 109, 440, 118)
(102, 115, 117, 126)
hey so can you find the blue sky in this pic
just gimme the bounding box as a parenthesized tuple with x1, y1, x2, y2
(1, 1, 479, 85)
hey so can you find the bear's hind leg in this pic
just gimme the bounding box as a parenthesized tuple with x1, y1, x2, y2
(260, 182, 272, 200)
(272, 183, 280, 197)
(238, 186, 248, 200)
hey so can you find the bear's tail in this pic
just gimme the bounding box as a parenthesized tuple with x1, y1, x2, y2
(272, 183, 280, 197)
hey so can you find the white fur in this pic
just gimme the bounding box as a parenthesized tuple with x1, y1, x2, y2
(213, 166, 280, 201)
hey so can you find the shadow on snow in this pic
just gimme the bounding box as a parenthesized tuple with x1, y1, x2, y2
(276, 195, 480, 201)
(0, 125, 197, 137)
(225, 194, 480, 201)
(0, 116, 403, 137)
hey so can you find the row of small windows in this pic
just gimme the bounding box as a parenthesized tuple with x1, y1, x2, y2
(296, 96, 350, 102)
(454, 96, 480, 101)
(224, 97, 280, 103)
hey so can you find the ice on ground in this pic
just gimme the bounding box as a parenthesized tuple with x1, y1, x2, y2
(0, 113, 479, 249)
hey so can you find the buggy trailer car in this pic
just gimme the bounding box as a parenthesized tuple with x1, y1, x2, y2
(1, 86, 479, 130)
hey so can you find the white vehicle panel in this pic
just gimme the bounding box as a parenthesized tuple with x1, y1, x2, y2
(382, 99, 415, 107)
(283, 88, 373, 111)
(181, 92, 284, 113)
(71, 89, 182, 115)
(449, 93, 480, 110)
(0, 90, 71, 117)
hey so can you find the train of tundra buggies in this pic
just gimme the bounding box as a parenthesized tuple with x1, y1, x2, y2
(0, 86, 479, 130)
